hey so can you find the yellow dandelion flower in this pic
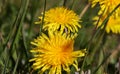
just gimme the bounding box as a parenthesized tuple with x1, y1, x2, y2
(90, 0, 120, 34)
(94, 15, 120, 33)
(29, 32, 86, 74)
(89, 0, 120, 17)
(35, 7, 81, 33)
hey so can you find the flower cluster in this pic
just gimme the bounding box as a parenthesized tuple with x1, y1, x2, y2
(90, 0, 120, 33)
(30, 7, 86, 74)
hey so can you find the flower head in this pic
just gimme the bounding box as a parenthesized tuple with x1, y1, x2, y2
(90, 0, 120, 34)
(90, 0, 120, 17)
(36, 7, 81, 33)
(94, 15, 120, 33)
(29, 32, 86, 74)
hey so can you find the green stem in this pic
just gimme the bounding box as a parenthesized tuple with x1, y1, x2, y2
(12, 53, 20, 74)
(9, 0, 29, 72)
(10, 0, 29, 53)
(1, 0, 25, 55)
(2, 0, 29, 73)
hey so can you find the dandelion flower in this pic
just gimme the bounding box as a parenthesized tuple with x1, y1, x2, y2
(89, 0, 120, 17)
(29, 32, 86, 74)
(90, 0, 120, 33)
(36, 7, 81, 33)
(94, 15, 120, 33)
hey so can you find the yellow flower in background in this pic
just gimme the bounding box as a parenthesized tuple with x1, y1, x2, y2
(29, 32, 86, 74)
(94, 15, 120, 33)
(36, 7, 81, 33)
(90, 0, 120, 17)
(90, 0, 120, 34)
